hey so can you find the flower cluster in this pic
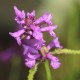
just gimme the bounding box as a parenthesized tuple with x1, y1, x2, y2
(9, 6, 62, 69)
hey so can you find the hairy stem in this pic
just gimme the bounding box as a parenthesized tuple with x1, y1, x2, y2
(28, 63, 38, 80)
(53, 49, 80, 54)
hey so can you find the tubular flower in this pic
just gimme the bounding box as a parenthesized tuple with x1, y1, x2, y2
(47, 37, 63, 50)
(23, 44, 40, 68)
(9, 6, 62, 69)
(34, 12, 52, 25)
(46, 53, 61, 69)
(14, 6, 25, 24)
(9, 29, 25, 45)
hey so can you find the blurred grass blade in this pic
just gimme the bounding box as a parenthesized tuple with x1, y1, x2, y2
(8, 55, 22, 80)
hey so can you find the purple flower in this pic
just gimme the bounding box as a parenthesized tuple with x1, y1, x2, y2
(14, 6, 25, 24)
(9, 6, 63, 69)
(23, 44, 40, 68)
(35, 12, 52, 25)
(13, 6, 45, 48)
(9, 29, 25, 45)
(25, 59, 36, 68)
(22, 39, 45, 50)
(27, 10, 35, 19)
(41, 25, 57, 38)
(30, 25, 43, 40)
(12, 6, 59, 48)
(41, 26, 57, 32)
(47, 53, 61, 69)
(23, 44, 39, 55)
(34, 40, 45, 49)
(47, 37, 63, 50)
(50, 60, 61, 69)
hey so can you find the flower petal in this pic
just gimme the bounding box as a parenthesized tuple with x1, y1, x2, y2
(47, 37, 62, 50)
(14, 6, 25, 24)
(23, 44, 39, 55)
(9, 29, 25, 37)
(47, 53, 61, 69)
(47, 53, 59, 61)
(50, 60, 61, 69)
(35, 12, 52, 25)
(27, 10, 35, 18)
(27, 53, 40, 59)
(14, 6, 25, 18)
(41, 26, 57, 32)
(9, 29, 25, 45)
(34, 40, 45, 49)
(25, 59, 36, 68)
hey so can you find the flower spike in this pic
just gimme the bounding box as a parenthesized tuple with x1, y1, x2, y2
(9, 6, 62, 69)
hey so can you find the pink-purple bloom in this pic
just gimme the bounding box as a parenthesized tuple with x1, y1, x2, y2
(34, 12, 52, 25)
(23, 44, 40, 68)
(47, 53, 61, 69)
(9, 29, 25, 45)
(47, 37, 63, 50)
(14, 6, 25, 24)
(9, 6, 62, 69)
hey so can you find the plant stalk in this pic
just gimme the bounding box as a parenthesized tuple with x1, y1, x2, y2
(44, 60, 52, 80)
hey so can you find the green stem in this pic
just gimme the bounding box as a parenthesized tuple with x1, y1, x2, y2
(53, 49, 80, 54)
(28, 63, 38, 80)
(44, 60, 52, 80)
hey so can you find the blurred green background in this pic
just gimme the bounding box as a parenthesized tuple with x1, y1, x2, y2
(0, 0, 80, 80)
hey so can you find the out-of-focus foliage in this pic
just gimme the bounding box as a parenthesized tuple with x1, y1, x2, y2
(0, 0, 80, 80)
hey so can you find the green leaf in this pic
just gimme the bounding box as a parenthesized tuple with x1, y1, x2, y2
(28, 63, 38, 80)
(52, 49, 80, 54)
